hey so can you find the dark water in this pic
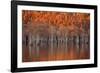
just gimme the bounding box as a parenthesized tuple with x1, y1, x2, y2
(22, 37, 90, 62)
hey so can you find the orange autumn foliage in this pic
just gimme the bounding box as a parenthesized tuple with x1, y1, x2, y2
(22, 10, 90, 33)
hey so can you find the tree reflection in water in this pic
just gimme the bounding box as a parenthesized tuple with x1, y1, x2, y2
(22, 28, 90, 62)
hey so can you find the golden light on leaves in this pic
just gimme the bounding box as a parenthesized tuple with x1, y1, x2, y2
(22, 10, 90, 36)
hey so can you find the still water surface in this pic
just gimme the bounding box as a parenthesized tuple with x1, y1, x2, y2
(22, 39, 90, 62)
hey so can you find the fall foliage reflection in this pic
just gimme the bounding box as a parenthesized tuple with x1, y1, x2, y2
(22, 10, 90, 62)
